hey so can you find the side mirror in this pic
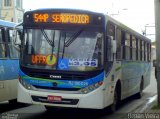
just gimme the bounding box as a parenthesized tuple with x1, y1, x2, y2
(13, 30, 22, 45)
(13, 23, 23, 46)
(13, 23, 23, 52)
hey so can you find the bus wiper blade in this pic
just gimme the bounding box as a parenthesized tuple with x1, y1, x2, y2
(51, 31, 55, 60)
(65, 29, 83, 47)
(62, 32, 66, 59)
(41, 29, 55, 61)
(41, 29, 54, 46)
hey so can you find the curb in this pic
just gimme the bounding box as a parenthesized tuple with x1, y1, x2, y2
(134, 95, 157, 113)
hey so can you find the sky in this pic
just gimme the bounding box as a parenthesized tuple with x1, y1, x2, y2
(23, 0, 155, 41)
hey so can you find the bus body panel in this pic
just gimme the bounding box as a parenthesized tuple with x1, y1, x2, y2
(143, 63, 151, 89)
(0, 60, 19, 81)
(0, 59, 19, 102)
(0, 79, 18, 102)
(121, 61, 151, 99)
(103, 61, 122, 107)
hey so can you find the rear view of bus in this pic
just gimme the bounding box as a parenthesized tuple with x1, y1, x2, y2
(18, 9, 107, 109)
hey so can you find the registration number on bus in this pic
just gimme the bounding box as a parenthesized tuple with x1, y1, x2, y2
(47, 95, 62, 102)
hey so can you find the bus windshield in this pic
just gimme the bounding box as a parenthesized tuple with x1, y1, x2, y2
(22, 28, 104, 71)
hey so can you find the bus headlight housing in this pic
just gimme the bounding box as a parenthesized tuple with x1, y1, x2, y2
(18, 76, 34, 90)
(79, 81, 103, 94)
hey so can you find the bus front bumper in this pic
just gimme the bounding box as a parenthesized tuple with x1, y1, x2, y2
(17, 82, 106, 109)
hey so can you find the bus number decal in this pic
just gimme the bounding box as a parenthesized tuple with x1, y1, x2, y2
(68, 81, 88, 87)
(32, 54, 57, 66)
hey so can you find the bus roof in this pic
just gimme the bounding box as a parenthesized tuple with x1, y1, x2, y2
(26, 8, 104, 16)
(25, 8, 151, 42)
(0, 19, 16, 28)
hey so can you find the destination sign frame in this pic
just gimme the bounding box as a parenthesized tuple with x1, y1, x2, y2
(33, 13, 90, 24)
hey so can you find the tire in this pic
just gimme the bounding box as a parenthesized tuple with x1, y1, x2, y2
(136, 80, 143, 99)
(109, 88, 118, 113)
(9, 99, 17, 105)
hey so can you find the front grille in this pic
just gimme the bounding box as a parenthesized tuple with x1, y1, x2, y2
(21, 66, 103, 80)
(28, 72, 88, 80)
(31, 96, 79, 105)
(33, 85, 80, 91)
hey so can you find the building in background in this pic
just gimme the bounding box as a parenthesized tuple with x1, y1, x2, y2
(0, 0, 24, 23)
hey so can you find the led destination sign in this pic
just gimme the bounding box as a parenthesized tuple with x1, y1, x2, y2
(33, 13, 90, 24)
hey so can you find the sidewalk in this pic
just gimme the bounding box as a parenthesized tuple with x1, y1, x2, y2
(147, 96, 160, 113)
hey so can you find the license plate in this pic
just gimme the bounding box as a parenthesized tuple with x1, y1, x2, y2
(47, 95, 62, 102)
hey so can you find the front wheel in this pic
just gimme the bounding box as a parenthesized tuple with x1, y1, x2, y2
(109, 88, 118, 113)
(9, 99, 17, 105)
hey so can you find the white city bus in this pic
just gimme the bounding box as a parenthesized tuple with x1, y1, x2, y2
(0, 20, 19, 103)
(16, 9, 151, 112)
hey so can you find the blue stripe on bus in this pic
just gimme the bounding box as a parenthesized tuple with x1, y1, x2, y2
(19, 70, 105, 88)
(0, 60, 19, 80)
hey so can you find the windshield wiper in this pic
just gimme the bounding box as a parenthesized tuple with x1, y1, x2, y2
(41, 29, 54, 47)
(61, 29, 83, 59)
(62, 32, 66, 59)
(51, 31, 55, 60)
(65, 28, 83, 47)
(41, 29, 55, 61)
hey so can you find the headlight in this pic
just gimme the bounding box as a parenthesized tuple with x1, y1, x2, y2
(18, 76, 35, 90)
(79, 81, 103, 94)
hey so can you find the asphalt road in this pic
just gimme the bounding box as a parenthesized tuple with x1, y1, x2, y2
(0, 67, 157, 119)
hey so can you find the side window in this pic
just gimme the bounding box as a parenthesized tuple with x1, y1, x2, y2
(132, 36, 136, 61)
(145, 42, 148, 61)
(0, 29, 2, 41)
(107, 22, 115, 61)
(116, 28, 122, 60)
(125, 33, 131, 60)
(150, 44, 151, 61)
(0, 28, 7, 58)
(144, 42, 146, 61)
(138, 39, 141, 61)
(136, 38, 138, 61)
(107, 22, 115, 40)
(8, 29, 19, 59)
(141, 40, 144, 61)
(121, 31, 125, 60)
(148, 43, 151, 61)
(4, 0, 12, 7)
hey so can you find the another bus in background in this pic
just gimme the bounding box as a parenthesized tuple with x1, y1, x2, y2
(15, 9, 151, 112)
(0, 20, 19, 103)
